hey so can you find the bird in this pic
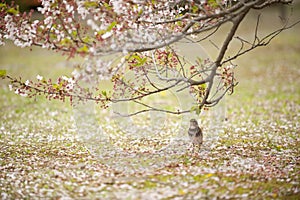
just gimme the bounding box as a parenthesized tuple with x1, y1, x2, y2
(188, 119, 203, 149)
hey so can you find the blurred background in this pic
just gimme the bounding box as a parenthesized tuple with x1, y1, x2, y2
(4, 0, 41, 11)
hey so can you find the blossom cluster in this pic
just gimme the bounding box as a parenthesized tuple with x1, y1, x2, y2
(0, 0, 232, 57)
(6, 74, 107, 106)
(219, 64, 236, 90)
(1, 0, 290, 115)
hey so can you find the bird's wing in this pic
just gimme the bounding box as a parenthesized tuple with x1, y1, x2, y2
(195, 127, 203, 137)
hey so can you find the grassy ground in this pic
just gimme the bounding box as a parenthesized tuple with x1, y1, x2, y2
(0, 5, 300, 200)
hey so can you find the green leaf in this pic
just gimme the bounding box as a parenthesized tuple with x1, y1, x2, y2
(207, 0, 219, 8)
(0, 69, 6, 78)
(50, 2, 58, 9)
(102, 90, 107, 97)
(107, 21, 117, 32)
(96, 21, 117, 38)
(84, 1, 98, 8)
(96, 30, 106, 36)
(7, 7, 19, 15)
(190, 105, 201, 115)
(71, 30, 77, 38)
(103, 2, 111, 9)
(82, 36, 91, 43)
(0, 3, 7, 9)
(200, 84, 206, 90)
(167, 52, 173, 60)
(131, 54, 141, 61)
(60, 38, 71, 46)
(138, 8, 143, 16)
(53, 84, 60, 90)
(131, 54, 147, 67)
(192, 5, 199, 13)
(139, 57, 147, 66)
(77, 45, 89, 53)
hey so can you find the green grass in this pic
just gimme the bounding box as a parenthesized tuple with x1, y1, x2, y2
(1, 5, 300, 200)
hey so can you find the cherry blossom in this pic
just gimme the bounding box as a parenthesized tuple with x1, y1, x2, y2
(0, 0, 296, 115)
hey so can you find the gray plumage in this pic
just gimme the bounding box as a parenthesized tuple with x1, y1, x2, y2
(188, 119, 203, 147)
